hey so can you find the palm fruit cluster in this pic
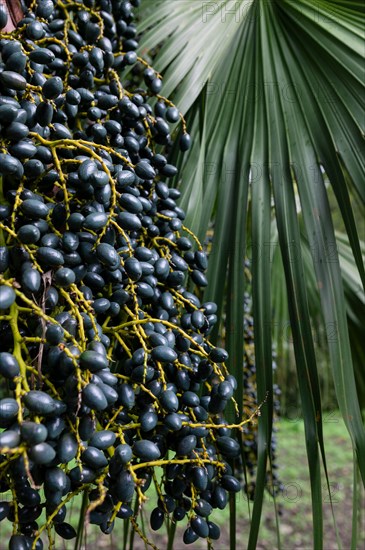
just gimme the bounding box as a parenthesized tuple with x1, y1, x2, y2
(0, 1, 250, 548)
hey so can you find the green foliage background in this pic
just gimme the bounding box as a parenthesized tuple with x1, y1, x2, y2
(136, 1, 365, 548)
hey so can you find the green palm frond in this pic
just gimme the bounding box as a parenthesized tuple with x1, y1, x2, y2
(138, 1, 365, 548)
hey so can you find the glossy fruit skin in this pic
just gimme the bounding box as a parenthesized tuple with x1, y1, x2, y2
(0, 430, 20, 449)
(45, 467, 68, 493)
(192, 467, 208, 491)
(135, 161, 156, 180)
(133, 440, 161, 461)
(150, 507, 164, 531)
(57, 433, 78, 463)
(115, 471, 135, 502)
(173, 506, 186, 521)
(180, 133, 192, 151)
(216, 436, 241, 458)
(80, 351, 109, 372)
(182, 391, 199, 407)
(82, 446, 108, 469)
(28, 442, 56, 464)
(221, 475, 241, 492)
(83, 212, 107, 231)
(54, 268, 76, 288)
(9, 535, 29, 550)
(0, 353, 20, 378)
(17, 224, 41, 244)
(117, 384, 135, 409)
(0, 501, 10, 522)
(21, 199, 49, 219)
(29, 48, 55, 64)
(21, 268, 41, 293)
(96, 243, 119, 268)
(164, 412, 182, 431)
(140, 410, 158, 432)
(0, 398, 19, 427)
(20, 422, 47, 445)
(0, 285, 16, 309)
(159, 390, 179, 412)
(210, 347, 229, 362)
(42, 76, 63, 99)
(0, 246, 9, 273)
(90, 430, 116, 450)
(114, 444, 133, 465)
(23, 391, 55, 415)
(0, 71, 27, 90)
(36, 247, 64, 267)
(183, 526, 199, 544)
(208, 521, 221, 540)
(0, 153, 24, 177)
(45, 325, 64, 345)
(191, 516, 209, 538)
(0, 5, 8, 29)
(212, 486, 228, 509)
(54, 523, 76, 540)
(83, 384, 108, 411)
(151, 346, 177, 363)
(194, 498, 213, 517)
(177, 435, 197, 456)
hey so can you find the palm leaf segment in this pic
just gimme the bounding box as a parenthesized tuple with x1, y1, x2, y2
(139, 1, 365, 547)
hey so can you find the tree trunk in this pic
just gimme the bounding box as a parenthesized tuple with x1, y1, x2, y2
(1, 0, 23, 33)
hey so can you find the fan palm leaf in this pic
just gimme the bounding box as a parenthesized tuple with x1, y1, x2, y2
(138, 1, 365, 547)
